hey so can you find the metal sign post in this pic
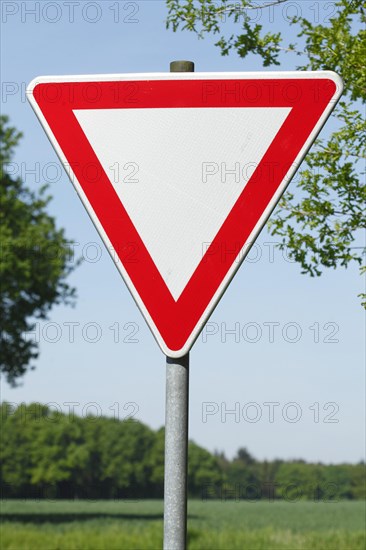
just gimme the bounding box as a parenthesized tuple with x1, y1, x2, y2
(164, 353, 190, 550)
(163, 59, 194, 550)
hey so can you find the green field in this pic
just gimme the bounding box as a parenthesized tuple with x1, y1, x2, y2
(0, 500, 365, 549)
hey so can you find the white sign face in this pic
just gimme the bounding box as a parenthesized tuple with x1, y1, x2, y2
(27, 71, 343, 357)
(74, 105, 291, 300)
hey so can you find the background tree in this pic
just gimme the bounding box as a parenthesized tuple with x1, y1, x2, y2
(29, 409, 89, 499)
(0, 402, 34, 497)
(0, 115, 78, 385)
(1, 403, 364, 499)
(188, 441, 223, 497)
(236, 447, 256, 465)
(98, 418, 156, 498)
(166, 0, 366, 305)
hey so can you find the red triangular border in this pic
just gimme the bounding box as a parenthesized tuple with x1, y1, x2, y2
(31, 76, 338, 353)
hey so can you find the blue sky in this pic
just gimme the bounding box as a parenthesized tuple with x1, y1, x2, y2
(1, 1, 365, 463)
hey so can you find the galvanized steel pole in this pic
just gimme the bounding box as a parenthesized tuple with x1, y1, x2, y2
(164, 354, 190, 550)
(163, 60, 194, 550)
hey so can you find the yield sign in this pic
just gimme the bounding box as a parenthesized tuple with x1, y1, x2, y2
(27, 71, 342, 357)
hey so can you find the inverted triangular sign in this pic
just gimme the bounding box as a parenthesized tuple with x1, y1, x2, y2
(27, 71, 342, 357)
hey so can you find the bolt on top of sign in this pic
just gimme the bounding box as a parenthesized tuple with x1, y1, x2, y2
(27, 71, 343, 357)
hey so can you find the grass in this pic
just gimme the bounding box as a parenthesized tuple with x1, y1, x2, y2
(0, 499, 365, 549)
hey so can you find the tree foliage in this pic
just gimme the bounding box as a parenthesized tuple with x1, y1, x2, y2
(0, 402, 364, 500)
(0, 116, 78, 384)
(166, 0, 366, 304)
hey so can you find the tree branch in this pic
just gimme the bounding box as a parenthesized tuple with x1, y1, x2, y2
(214, 0, 289, 17)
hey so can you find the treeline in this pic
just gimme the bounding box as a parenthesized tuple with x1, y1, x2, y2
(1, 403, 364, 500)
